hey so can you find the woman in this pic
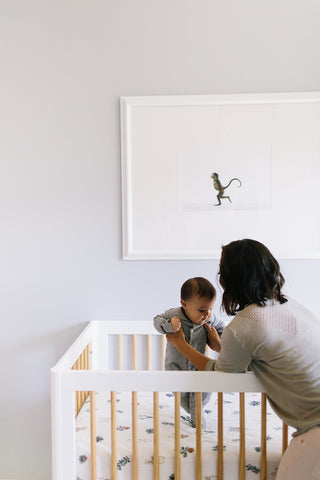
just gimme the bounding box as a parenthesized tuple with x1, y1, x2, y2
(167, 239, 320, 480)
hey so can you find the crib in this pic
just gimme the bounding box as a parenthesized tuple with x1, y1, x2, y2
(51, 321, 292, 480)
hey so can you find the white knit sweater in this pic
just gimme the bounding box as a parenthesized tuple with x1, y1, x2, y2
(205, 298, 320, 435)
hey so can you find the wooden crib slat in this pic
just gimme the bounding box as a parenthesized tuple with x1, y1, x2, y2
(84, 344, 89, 370)
(73, 358, 81, 417)
(282, 422, 288, 454)
(80, 349, 84, 368)
(260, 393, 267, 480)
(217, 392, 224, 480)
(196, 392, 202, 480)
(86, 343, 90, 399)
(111, 391, 117, 479)
(174, 392, 181, 480)
(90, 391, 97, 480)
(73, 344, 91, 418)
(153, 391, 160, 480)
(75, 392, 80, 416)
(239, 392, 245, 480)
(80, 352, 85, 407)
(132, 391, 138, 480)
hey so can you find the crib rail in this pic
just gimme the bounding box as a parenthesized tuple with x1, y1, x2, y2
(51, 321, 290, 480)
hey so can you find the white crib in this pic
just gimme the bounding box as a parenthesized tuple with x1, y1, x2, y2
(51, 321, 290, 480)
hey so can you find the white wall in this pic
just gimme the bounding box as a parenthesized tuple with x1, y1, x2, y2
(0, 1, 319, 478)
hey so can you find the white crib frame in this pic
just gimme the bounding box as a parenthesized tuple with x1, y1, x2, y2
(51, 320, 288, 480)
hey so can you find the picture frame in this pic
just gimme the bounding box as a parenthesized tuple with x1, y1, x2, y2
(120, 92, 320, 260)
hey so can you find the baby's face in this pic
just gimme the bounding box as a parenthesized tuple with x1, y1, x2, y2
(181, 295, 215, 325)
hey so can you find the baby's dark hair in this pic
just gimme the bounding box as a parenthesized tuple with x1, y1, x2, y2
(181, 277, 216, 301)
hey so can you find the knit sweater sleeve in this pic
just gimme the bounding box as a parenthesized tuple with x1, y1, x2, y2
(205, 319, 253, 372)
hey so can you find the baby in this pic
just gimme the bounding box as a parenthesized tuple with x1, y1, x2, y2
(153, 277, 225, 427)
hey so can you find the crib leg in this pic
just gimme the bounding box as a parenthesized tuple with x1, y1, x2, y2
(282, 422, 288, 454)
(51, 375, 76, 480)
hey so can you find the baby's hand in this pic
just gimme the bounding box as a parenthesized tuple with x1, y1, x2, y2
(171, 316, 181, 332)
(204, 324, 221, 352)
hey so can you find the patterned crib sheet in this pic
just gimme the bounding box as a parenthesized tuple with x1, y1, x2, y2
(76, 391, 294, 480)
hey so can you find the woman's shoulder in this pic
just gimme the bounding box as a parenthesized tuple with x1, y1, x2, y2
(231, 301, 283, 328)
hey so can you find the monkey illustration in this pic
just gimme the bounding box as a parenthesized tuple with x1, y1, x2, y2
(211, 172, 242, 206)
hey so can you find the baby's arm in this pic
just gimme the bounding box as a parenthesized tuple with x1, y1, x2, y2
(153, 311, 181, 334)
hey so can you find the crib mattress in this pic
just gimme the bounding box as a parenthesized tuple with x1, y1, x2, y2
(76, 390, 293, 480)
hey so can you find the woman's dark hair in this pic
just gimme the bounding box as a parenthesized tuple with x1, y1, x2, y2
(181, 277, 216, 301)
(219, 239, 287, 315)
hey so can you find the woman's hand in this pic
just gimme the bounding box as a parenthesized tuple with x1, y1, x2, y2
(166, 327, 186, 351)
(204, 324, 221, 352)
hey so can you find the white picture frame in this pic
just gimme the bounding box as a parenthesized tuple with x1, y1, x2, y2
(120, 92, 320, 260)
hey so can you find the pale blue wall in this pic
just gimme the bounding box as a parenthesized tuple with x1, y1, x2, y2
(0, 1, 319, 478)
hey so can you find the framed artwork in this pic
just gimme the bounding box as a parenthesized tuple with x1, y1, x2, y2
(120, 92, 320, 259)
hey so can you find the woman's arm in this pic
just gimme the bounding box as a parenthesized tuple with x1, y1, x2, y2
(166, 329, 211, 371)
(168, 318, 253, 374)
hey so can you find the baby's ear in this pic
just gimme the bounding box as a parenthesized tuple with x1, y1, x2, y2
(180, 299, 186, 309)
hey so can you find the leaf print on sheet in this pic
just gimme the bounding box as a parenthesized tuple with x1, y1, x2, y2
(255, 435, 272, 452)
(117, 455, 131, 470)
(212, 444, 226, 451)
(117, 425, 130, 431)
(180, 415, 193, 426)
(180, 446, 194, 457)
(246, 464, 260, 474)
(79, 455, 88, 463)
(138, 414, 153, 420)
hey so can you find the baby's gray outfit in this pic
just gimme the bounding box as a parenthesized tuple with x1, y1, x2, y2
(154, 307, 225, 426)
